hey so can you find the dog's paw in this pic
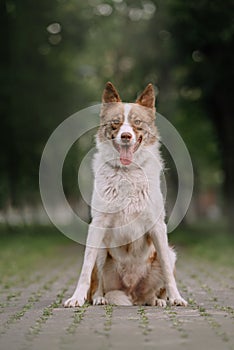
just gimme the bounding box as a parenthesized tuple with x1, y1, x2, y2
(93, 296, 108, 305)
(168, 296, 188, 307)
(155, 298, 167, 307)
(64, 295, 86, 308)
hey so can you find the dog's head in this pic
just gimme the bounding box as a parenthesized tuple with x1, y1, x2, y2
(98, 82, 158, 166)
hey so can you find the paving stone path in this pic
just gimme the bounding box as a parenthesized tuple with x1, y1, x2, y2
(0, 244, 233, 350)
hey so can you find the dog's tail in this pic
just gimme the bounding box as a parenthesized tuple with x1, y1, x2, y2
(105, 290, 132, 306)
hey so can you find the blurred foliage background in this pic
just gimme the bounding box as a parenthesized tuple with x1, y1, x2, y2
(0, 0, 234, 232)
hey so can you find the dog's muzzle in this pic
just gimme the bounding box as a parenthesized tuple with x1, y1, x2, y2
(113, 134, 142, 166)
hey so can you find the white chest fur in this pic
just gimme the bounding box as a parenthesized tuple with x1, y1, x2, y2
(90, 145, 165, 248)
(94, 164, 149, 215)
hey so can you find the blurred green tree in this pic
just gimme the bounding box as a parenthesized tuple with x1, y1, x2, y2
(0, 0, 230, 228)
(168, 0, 234, 227)
(0, 0, 90, 207)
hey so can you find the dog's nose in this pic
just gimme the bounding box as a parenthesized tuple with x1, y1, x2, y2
(121, 132, 132, 143)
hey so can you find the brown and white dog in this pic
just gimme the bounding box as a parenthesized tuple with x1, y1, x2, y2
(64, 82, 187, 307)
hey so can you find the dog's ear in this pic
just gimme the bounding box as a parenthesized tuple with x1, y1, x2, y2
(136, 84, 155, 109)
(102, 82, 122, 103)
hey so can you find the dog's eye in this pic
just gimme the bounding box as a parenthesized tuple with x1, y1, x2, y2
(112, 119, 120, 125)
(134, 119, 141, 126)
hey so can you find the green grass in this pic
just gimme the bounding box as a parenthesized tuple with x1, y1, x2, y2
(66, 303, 89, 335)
(0, 221, 233, 289)
(137, 306, 151, 336)
(0, 224, 74, 286)
(104, 304, 113, 332)
(169, 221, 234, 267)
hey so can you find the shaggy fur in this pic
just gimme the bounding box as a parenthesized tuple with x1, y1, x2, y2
(64, 82, 187, 307)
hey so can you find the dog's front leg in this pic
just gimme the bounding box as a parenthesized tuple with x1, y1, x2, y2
(92, 249, 108, 305)
(64, 221, 105, 307)
(150, 220, 187, 306)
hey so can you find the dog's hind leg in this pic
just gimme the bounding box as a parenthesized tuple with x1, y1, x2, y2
(104, 290, 132, 306)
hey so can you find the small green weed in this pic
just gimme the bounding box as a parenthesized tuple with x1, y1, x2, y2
(104, 304, 113, 332)
(137, 306, 151, 336)
(66, 303, 89, 335)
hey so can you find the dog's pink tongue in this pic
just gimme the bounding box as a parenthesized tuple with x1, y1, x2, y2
(120, 146, 133, 165)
